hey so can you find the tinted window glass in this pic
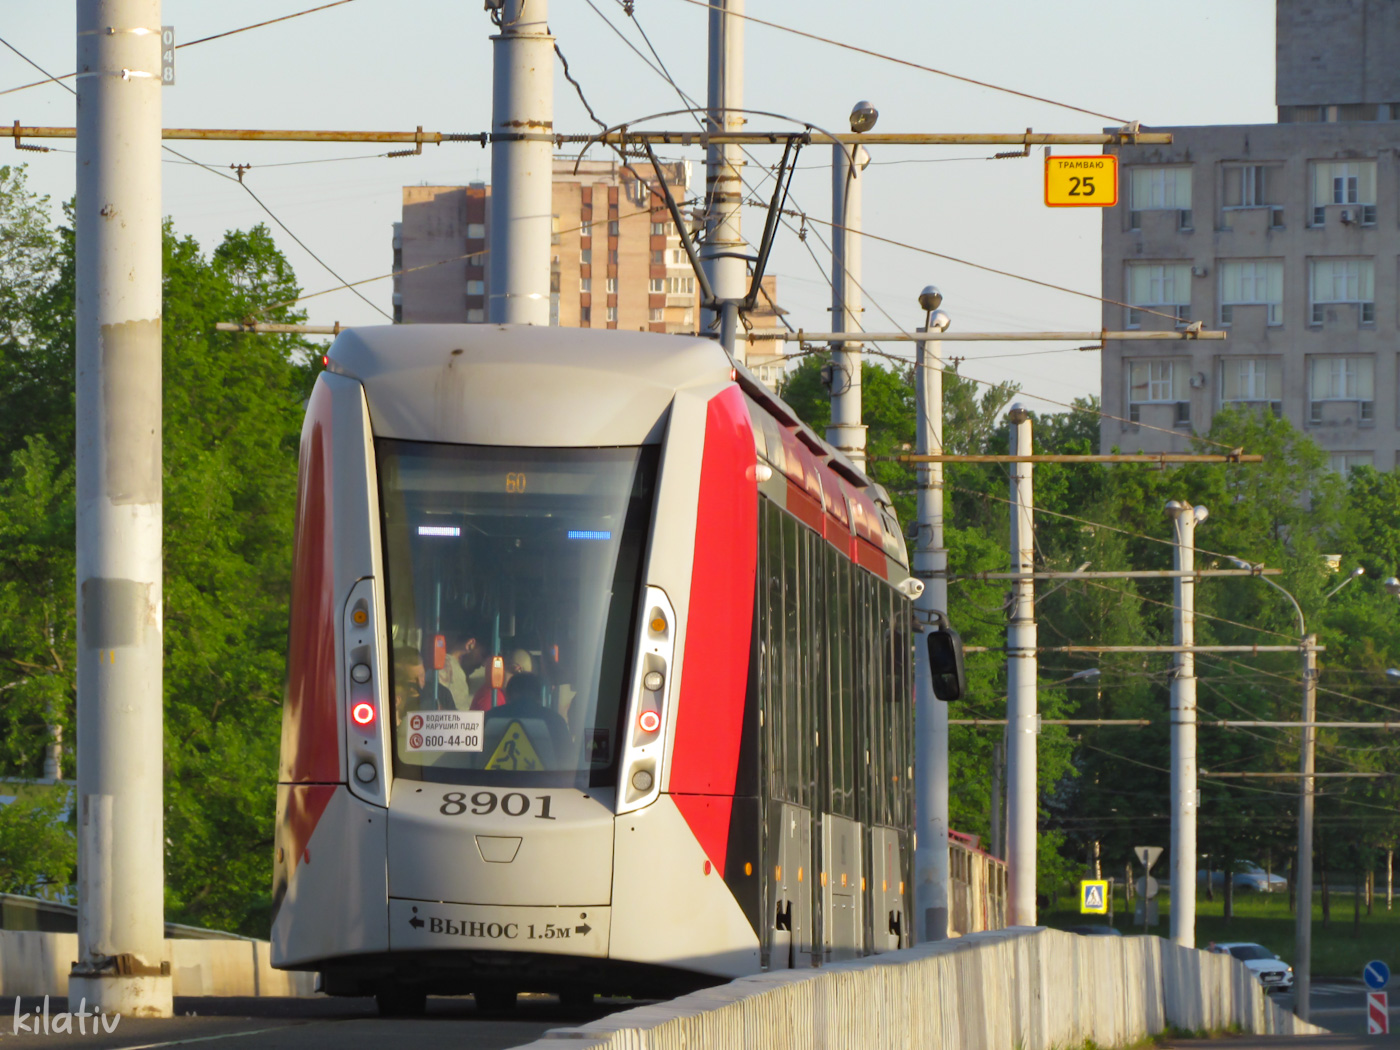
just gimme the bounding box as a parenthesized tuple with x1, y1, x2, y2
(379, 441, 656, 788)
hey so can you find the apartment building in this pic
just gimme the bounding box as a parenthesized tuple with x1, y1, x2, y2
(392, 157, 790, 387)
(1100, 0, 1400, 473)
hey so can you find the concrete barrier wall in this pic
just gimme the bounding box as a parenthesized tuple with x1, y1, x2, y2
(515, 928, 1327, 1050)
(0, 932, 316, 998)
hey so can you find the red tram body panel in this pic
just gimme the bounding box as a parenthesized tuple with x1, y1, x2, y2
(271, 326, 917, 1006)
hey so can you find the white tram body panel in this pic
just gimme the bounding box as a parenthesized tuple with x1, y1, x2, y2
(272, 326, 916, 999)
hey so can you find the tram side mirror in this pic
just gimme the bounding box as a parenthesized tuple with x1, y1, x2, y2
(927, 625, 966, 702)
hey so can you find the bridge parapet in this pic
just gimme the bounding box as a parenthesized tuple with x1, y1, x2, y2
(519, 927, 1325, 1050)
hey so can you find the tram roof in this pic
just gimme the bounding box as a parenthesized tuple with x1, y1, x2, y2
(324, 325, 886, 502)
(325, 325, 730, 448)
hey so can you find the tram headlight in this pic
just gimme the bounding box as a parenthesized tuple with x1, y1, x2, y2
(643, 670, 664, 692)
(351, 701, 376, 726)
(355, 761, 377, 783)
(631, 769, 654, 792)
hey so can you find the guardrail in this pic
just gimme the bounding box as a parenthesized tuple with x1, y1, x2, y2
(515, 927, 1325, 1050)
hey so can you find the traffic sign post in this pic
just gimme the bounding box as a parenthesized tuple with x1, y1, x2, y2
(1368, 992, 1389, 1034)
(1133, 846, 1162, 930)
(1080, 880, 1109, 915)
(1364, 960, 1389, 1033)
(1365, 959, 1390, 990)
(1044, 155, 1118, 207)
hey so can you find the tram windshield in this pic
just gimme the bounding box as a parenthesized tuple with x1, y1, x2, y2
(378, 441, 657, 788)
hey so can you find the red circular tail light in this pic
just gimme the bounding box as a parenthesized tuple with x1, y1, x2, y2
(638, 710, 661, 733)
(351, 702, 376, 726)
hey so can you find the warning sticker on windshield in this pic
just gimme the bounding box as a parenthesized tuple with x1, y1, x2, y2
(406, 710, 485, 752)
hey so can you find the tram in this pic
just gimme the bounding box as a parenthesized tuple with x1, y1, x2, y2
(271, 325, 940, 1013)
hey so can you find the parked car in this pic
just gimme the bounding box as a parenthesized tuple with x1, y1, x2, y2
(1196, 861, 1288, 893)
(1207, 942, 1293, 991)
(1065, 925, 1123, 937)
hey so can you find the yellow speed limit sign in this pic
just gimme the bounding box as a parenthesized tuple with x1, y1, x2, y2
(1045, 154, 1118, 207)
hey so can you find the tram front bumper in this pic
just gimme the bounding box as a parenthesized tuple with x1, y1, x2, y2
(388, 898, 610, 958)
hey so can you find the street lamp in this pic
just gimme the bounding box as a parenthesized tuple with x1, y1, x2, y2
(1322, 566, 1366, 601)
(1384, 577, 1400, 597)
(1225, 556, 1318, 1022)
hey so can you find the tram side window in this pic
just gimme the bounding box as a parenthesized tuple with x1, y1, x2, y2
(890, 597, 912, 826)
(867, 576, 888, 828)
(824, 548, 857, 820)
(781, 511, 807, 807)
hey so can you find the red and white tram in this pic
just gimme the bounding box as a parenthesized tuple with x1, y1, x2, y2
(272, 325, 925, 1013)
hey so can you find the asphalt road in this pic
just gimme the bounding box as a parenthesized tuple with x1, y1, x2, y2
(0, 994, 630, 1049)
(1269, 976, 1400, 1037)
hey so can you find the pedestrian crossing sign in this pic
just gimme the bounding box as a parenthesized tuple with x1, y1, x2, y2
(1080, 879, 1109, 914)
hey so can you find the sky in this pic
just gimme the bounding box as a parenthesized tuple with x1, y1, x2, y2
(0, 0, 1278, 413)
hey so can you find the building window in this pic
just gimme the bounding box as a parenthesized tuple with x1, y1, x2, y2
(651, 221, 670, 236)
(609, 250, 619, 265)
(551, 215, 561, 245)
(1330, 451, 1374, 476)
(467, 279, 486, 296)
(608, 220, 619, 236)
(1310, 160, 1377, 225)
(606, 306, 618, 322)
(1218, 357, 1281, 416)
(466, 308, 485, 323)
(606, 277, 617, 294)
(580, 276, 592, 292)
(466, 223, 486, 240)
(652, 250, 664, 264)
(670, 249, 687, 265)
(1218, 260, 1283, 326)
(580, 221, 593, 238)
(581, 306, 591, 324)
(580, 248, 592, 265)
(1308, 356, 1374, 424)
(1221, 164, 1284, 226)
(666, 276, 695, 295)
(1125, 262, 1191, 327)
(649, 307, 664, 321)
(1308, 258, 1374, 324)
(1127, 359, 1191, 425)
(1129, 166, 1192, 230)
(649, 278, 664, 293)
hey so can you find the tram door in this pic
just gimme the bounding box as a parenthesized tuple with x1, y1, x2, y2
(760, 503, 814, 968)
(818, 544, 864, 960)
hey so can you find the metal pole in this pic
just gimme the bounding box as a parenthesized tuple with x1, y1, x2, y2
(990, 735, 1005, 858)
(1005, 405, 1038, 926)
(1165, 501, 1203, 948)
(1388, 848, 1393, 911)
(488, 0, 552, 325)
(701, 0, 745, 359)
(914, 324, 948, 941)
(1296, 634, 1318, 1021)
(827, 143, 867, 468)
(72, 0, 171, 1018)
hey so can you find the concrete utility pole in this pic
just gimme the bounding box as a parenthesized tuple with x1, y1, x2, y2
(1005, 405, 1038, 926)
(72, 0, 171, 1017)
(827, 101, 876, 469)
(488, 0, 552, 325)
(913, 287, 951, 942)
(1165, 501, 1206, 948)
(1296, 632, 1318, 1021)
(701, 0, 745, 359)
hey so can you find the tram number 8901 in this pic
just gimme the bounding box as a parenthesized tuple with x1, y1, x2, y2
(440, 790, 556, 819)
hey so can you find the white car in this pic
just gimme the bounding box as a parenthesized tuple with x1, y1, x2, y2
(1197, 861, 1289, 893)
(1207, 942, 1293, 991)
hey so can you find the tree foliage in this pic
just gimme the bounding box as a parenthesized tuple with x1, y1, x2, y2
(0, 164, 317, 932)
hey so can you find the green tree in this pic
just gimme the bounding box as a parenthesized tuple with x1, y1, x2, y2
(0, 169, 318, 928)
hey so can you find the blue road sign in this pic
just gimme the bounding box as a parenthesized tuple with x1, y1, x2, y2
(1364, 960, 1390, 990)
